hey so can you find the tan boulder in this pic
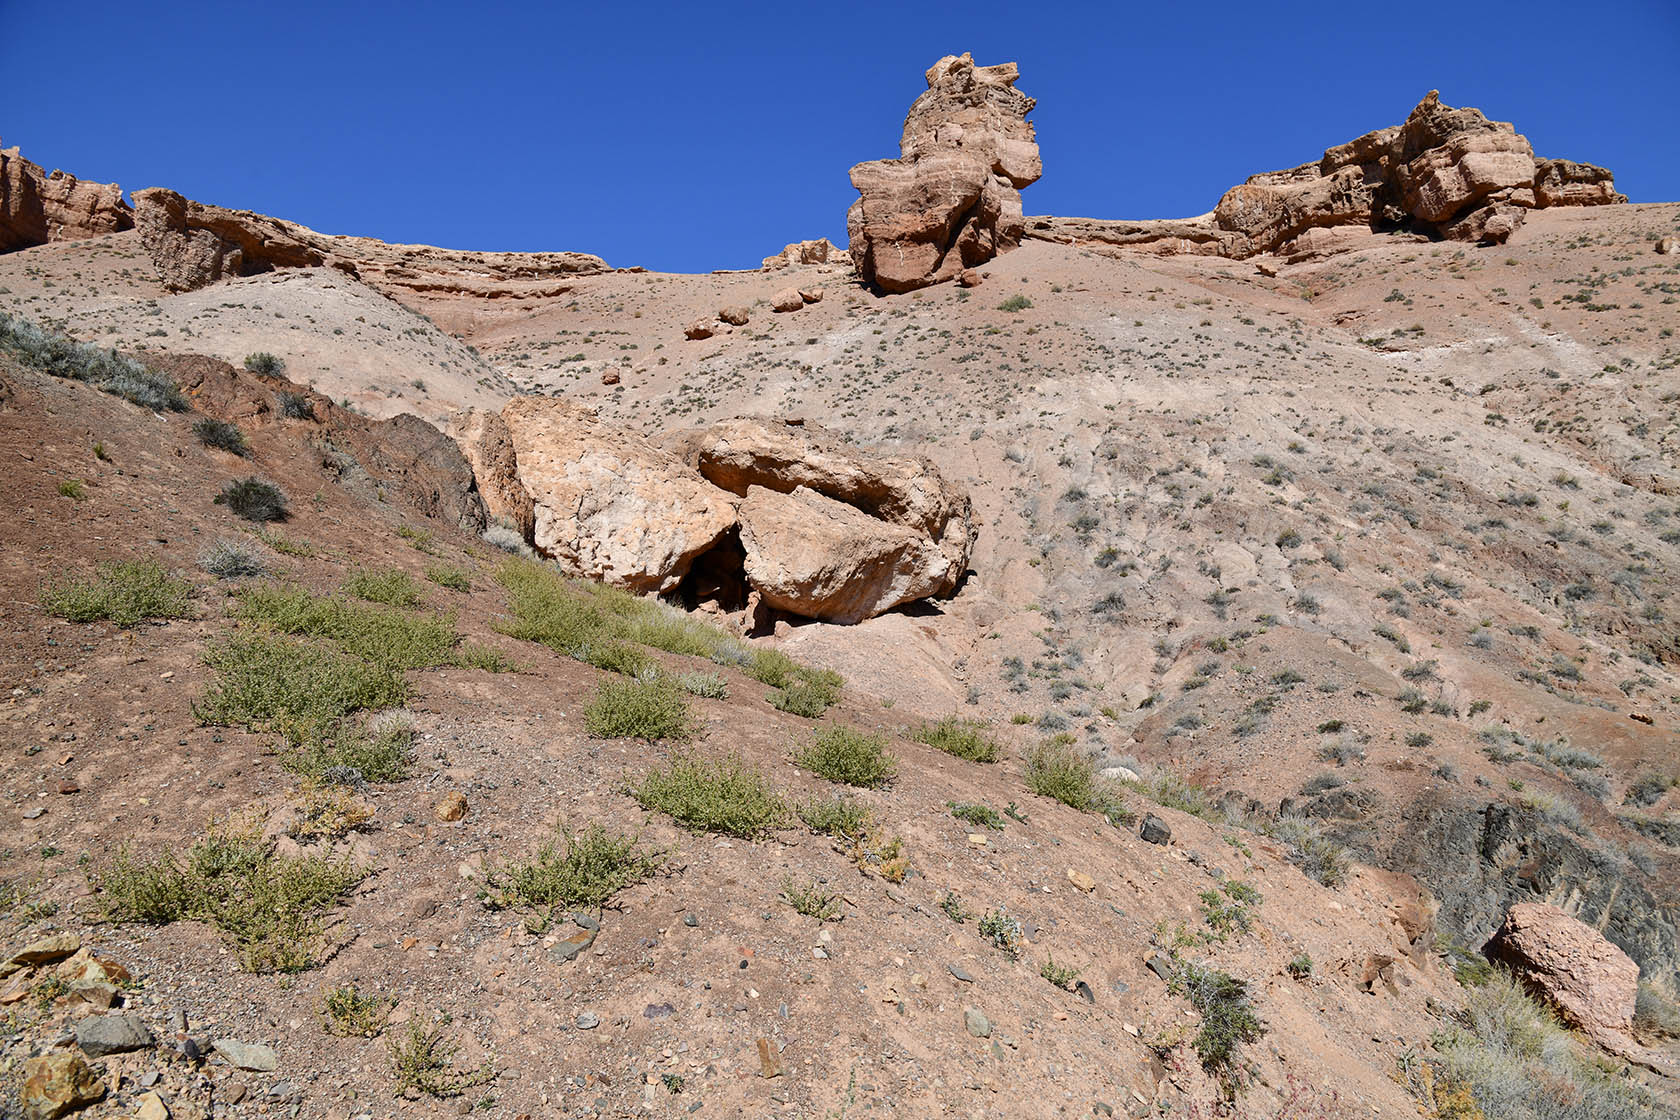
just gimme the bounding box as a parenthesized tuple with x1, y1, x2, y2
(499, 397, 738, 594)
(738, 486, 952, 624)
(1, 143, 132, 253)
(761, 238, 844, 270)
(798, 286, 824, 304)
(719, 306, 750, 326)
(1657, 236, 1677, 256)
(847, 53, 1040, 292)
(771, 288, 804, 312)
(957, 268, 982, 287)
(684, 318, 715, 340)
(689, 416, 974, 594)
(1487, 902, 1639, 1052)
(21, 1053, 106, 1120)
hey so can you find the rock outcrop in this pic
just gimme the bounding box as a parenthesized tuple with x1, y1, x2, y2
(1, 142, 132, 253)
(690, 416, 973, 597)
(847, 53, 1041, 293)
(1031, 92, 1622, 260)
(739, 486, 954, 624)
(762, 238, 844, 270)
(131, 187, 608, 295)
(456, 405, 974, 622)
(495, 397, 738, 595)
(1487, 902, 1640, 1052)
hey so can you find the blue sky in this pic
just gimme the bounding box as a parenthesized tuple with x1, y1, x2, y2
(4, 0, 1675, 271)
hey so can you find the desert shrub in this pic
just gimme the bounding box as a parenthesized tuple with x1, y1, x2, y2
(794, 725, 897, 787)
(795, 795, 873, 842)
(1171, 962, 1264, 1095)
(343, 566, 423, 608)
(948, 800, 1005, 830)
(1200, 880, 1263, 938)
(424, 563, 472, 592)
(276, 391, 313, 419)
(41, 559, 193, 626)
(233, 584, 460, 673)
(1433, 969, 1662, 1119)
(58, 477, 87, 500)
(193, 417, 249, 456)
(321, 985, 391, 1038)
(1634, 982, 1680, 1039)
(216, 477, 288, 522)
(195, 632, 408, 746)
(747, 647, 843, 715)
(1040, 955, 1081, 990)
(283, 720, 414, 785)
(96, 822, 361, 972)
(997, 294, 1033, 312)
(1286, 954, 1313, 980)
(1624, 774, 1671, 808)
(244, 352, 284, 375)
(913, 716, 1002, 763)
(389, 1019, 495, 1099)
(1260, 814, 1351, 886)
(485, 823, 665, 917)
(1024, 740, 1096, 810)
(198, 538, 266, 579)
(675, 670, 728, 698)
(978, 908, 1024, 956)
(630, 752, 787, 837)
(0, 310, 188, 411)
(583, 675, 691, 741)
(780, 875, 841, 921)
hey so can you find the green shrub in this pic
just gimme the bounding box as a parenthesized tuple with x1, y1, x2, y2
(1040, 955, 1081, 990)
(676, 670, 728, 698)
(997, 294, 1033, 312)
(344, 567, 423, 608)
(1258, 814, 1351, 887)
(216, 477, 288, 522)
(750, 649, 843, 717)
(978, 908, 1023, 956)
(97, 823, 361, 972)
(1170, 962, 1264, 1095)
(583, 675, 691, 741)
(57, 478, 86, 500)
(484, 823, 665, 918)
(276, 391, 313, 419)
(193, 417, 249, 456)
(424, 563, 472, 592)
(630, 752, 787, 838)
(322, 985, 391, 1038)
(195, 632, 408, 746)
(1199, 880, 1262, 939)
(794, 795, 873, 842)
(41, 560, 193, 627)
(244, 352, 285, 375)
(948, 801, 1005, 830)
(233, 584, 461, 673)
(780, 875, 841, 921)
(914, 717, 1002, 763)
(1286, 954, 1313, 980)
(794, 726, 898, 788)
(389, 1019, 495, 1099)
(1024, 740, 1096, 810)
(0, 310, 188, 411)
(282, 720, 413, 784)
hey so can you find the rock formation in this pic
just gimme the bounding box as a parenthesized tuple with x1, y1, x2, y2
(1487, 902, 1640, 1053)
(491, 397, 738, 595)
(1, 142, 132, 253)
(1030, 92, 1622, 260)
(761, 238, 844, 270)
(847, 53, 1041, 293)
(456, 406, 974, 622)
(131, 187, 608, 295)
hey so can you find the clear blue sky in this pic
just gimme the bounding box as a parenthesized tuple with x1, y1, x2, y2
(4, 0, 1676, 272)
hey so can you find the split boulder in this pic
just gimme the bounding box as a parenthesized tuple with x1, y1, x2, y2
(1486, 902, 1639, 1052)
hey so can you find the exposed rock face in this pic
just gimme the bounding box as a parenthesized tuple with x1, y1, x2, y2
(455, 405, 974, 622)
(146, 350, 487, 532)
(1488, 902, 1640, 1052)
(497, 397, 738, 594)
(1, 142, 133, 252)
(739, 486, 953, 623)
(131, 187, 607, 294)
(1031, 92, 1622, 260)
(847, 53, 1040, 293)
(691, 416, 974, 595)
(762, 238, 844, 270)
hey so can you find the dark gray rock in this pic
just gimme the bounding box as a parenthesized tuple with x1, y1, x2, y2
(1140, 815, 1171, 845)
(76, 1012, 155, 1056)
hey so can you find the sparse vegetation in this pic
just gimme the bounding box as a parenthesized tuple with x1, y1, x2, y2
(41, 558, 193, 627)
(795, 795, 873, 842)
(389, 1019, 496, 1099)
(780, 875, 841, 921)
(216, 477, 289, 521)
(96, 821, 361, 972)
(244, 351, 285, 375)
(1024, 739, 1097, 810)
(198, 537, 266, 579)
(793, 725, 898, 787)
(583, 675, 691, 741)
(484, 823, 665, 918)
(344, 566, 423, 607)
(322, 985, 391, 1038)
(947, 800, 1006, 830)
(630, 752, 787, 838)
(1170, 962, 1265, 1097)
(913, 716, 1002, 762)
(193, 417, 249, 456)
(0, 310, 189, 411)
